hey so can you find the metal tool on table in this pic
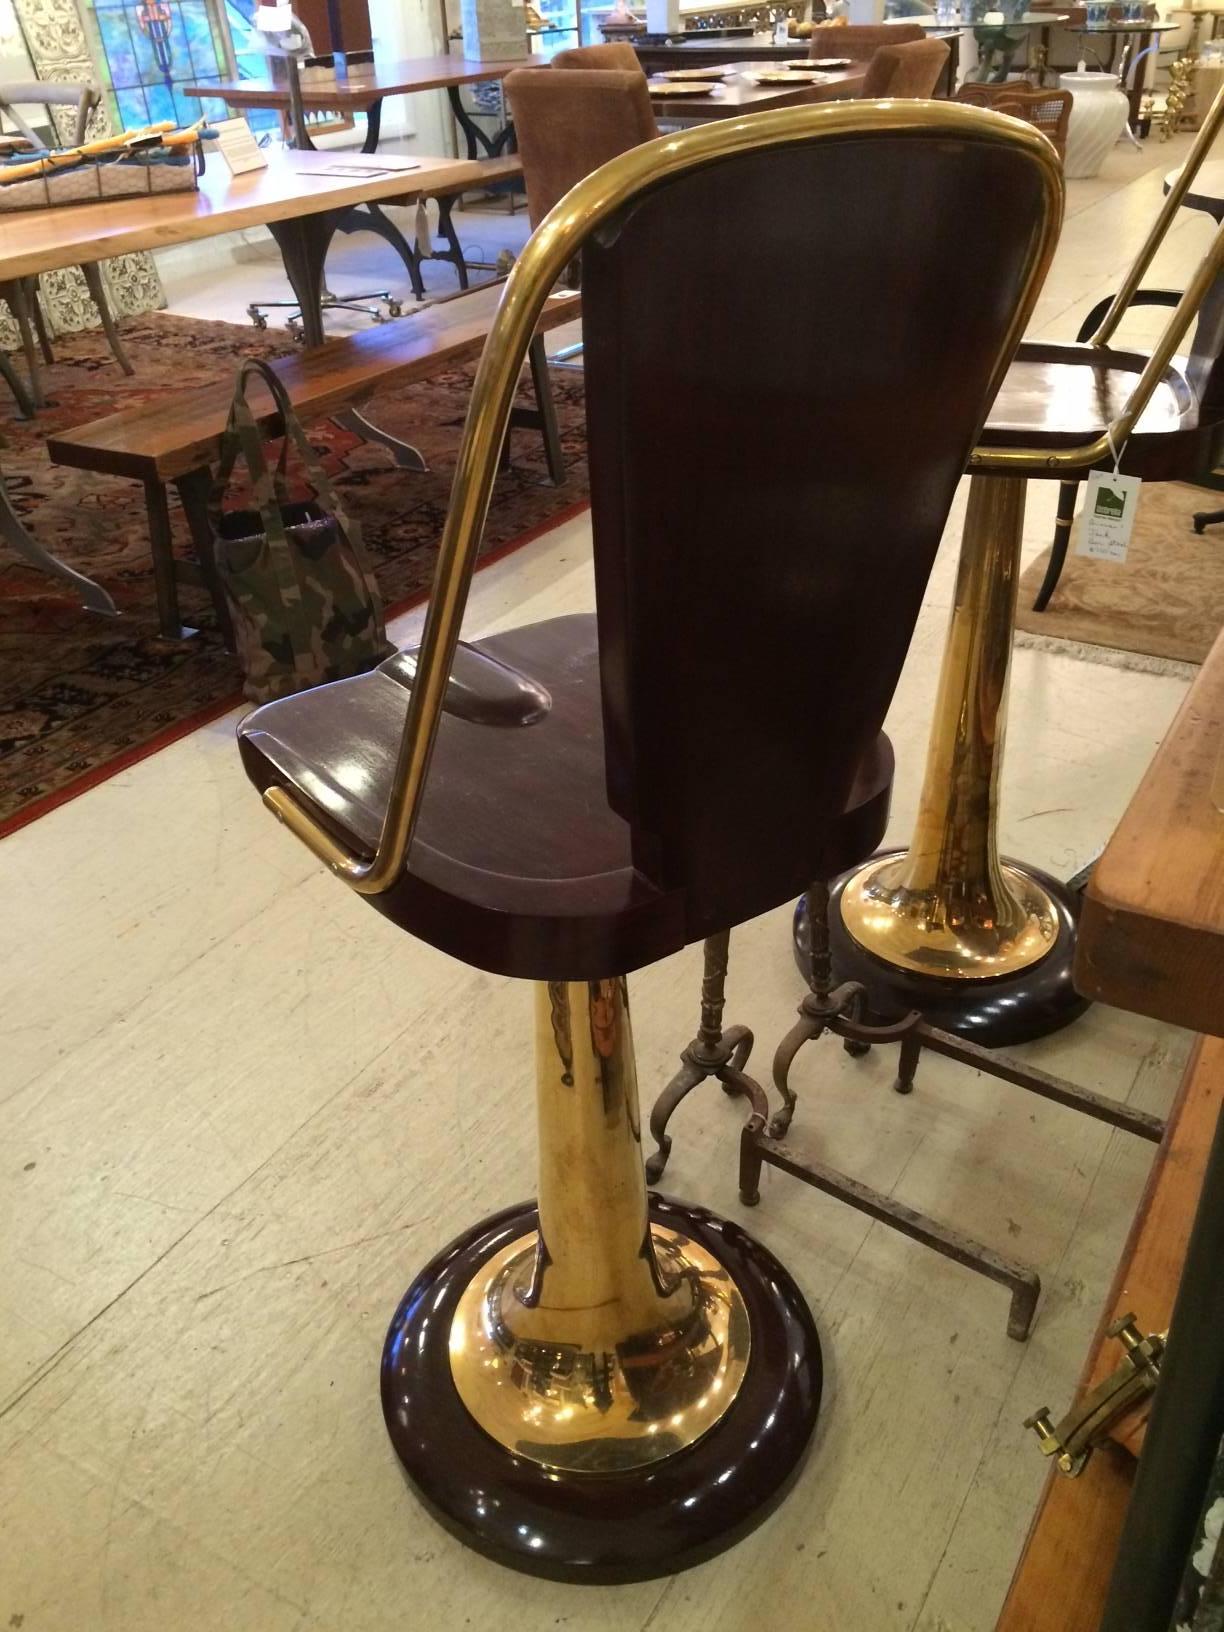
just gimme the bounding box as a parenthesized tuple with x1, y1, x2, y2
(1025, 1315, 1166, 1477)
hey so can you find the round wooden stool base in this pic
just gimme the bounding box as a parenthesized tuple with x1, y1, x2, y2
(793, 854, 1090, 1048)
(380, 1195, 823, 1583)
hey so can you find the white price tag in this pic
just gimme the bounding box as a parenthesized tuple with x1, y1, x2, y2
(211, 115, 268, 176)
(1076, 469, 1142, 563)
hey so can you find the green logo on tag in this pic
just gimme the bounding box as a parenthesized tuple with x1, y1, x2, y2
(1094, 486, 1126, 519)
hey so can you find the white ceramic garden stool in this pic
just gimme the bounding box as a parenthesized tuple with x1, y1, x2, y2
(1060, 70, 1131, 178)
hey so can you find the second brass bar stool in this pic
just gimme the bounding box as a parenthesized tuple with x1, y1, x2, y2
(238, 102, 1064, 1580)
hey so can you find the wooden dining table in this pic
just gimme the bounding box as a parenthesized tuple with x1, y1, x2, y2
(187, 54, 531, 160)
(0, 146, 480, 613)
(644, 62, 867, 121)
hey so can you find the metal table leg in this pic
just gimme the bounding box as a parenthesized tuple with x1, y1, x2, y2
(1, 467, 117, 616)
(446, 82, 514, 160)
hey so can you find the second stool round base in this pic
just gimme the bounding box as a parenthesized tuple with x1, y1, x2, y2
(380, 1195, 822, 1583)
(792, 854, 1090, 1048)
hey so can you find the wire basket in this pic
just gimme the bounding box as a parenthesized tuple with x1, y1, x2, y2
(0, 141, 205, 214)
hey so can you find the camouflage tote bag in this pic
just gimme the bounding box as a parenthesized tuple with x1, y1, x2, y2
(211, 357, 393, 703)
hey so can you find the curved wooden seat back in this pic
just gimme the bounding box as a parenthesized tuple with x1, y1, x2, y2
(505, 67, 658, 227)
(579, 105, 1062, 937)
(254, 103, 1063, 934)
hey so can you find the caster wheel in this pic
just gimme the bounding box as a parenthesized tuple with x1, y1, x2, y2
(386, 300, 403, 318)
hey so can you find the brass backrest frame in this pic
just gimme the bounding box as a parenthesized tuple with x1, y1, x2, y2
(262, 100, 1065, 895)
(971, 84, 1224, 477)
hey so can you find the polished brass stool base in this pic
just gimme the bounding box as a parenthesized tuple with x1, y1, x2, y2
(381, 977, 822, 1582)
(794, 853, 1090, 1047)
(380, 1196, 821, 1582)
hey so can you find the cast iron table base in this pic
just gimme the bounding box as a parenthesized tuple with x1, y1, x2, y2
(380, 1195, 822, 1584)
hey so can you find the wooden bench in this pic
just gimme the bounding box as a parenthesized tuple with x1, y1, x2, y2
(47, 279, 579, 640)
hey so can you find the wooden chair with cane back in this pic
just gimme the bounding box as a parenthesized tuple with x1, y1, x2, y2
(236, 100, 1064, 1581)
(957, 81, 1072, 161)
(0, 81, 134, 409)
(1029, 83, 1224, 609)
(653, 67, 1224, 1351)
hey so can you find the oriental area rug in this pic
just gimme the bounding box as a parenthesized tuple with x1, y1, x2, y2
(0, 312, 589, 837)
(1015, 481, 1224, 673)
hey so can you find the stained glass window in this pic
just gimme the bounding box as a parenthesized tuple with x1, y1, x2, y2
(83, 0, 277, 134)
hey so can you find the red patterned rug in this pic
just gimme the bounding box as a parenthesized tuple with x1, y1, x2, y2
(0, 312, 588, 837)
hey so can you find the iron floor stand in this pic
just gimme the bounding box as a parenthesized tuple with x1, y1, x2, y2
(648, 880, 1165, 1342)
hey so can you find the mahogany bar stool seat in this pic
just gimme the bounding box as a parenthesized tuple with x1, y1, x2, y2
(238, 102, 1062, 1582)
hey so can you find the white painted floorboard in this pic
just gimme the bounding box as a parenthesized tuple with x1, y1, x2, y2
(0, 132, 1206, 1631)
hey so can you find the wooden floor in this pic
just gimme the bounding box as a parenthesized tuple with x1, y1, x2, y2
(0, 134, 1210, 1632)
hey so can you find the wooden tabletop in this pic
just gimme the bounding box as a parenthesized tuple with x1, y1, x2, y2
(0, 148, 480, 284)
(184, 53, 531, 110)
(647, 62, 866, 118)
(1075, 623, 1224, 1036)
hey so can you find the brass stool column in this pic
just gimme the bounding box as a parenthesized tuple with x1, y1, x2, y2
(818, 473, 1088, 1044)
(381, 976, 822, 1581)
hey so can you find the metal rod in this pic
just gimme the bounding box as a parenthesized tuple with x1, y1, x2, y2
(1090, 83, 1224, 348)
(1099, 1093, 1224, 1632)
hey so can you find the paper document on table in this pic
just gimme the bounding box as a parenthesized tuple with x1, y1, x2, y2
(1076, 470, 1142, 563)
(211, 116, 268, 175)
(306, 162, 421, 177)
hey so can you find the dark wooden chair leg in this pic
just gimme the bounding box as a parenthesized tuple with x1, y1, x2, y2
(1032, 478, 1079, 611)
(0, 347, 35, 417)
(27, 278, 55, 364)
(82, 263, 134, 377)
(144, 478, 193, 640)
(2, 279, 44, 408)
(174, 468, 234, 649)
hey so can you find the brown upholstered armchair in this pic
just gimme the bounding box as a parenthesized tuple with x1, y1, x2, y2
(551, 41, 643, 71)
(808, 22, 924, 57)
(958, 81, 1072, 161)
(237, 100, 1061, 1581)
(506, 66, 659, 227)
(860, 38, 950, 97)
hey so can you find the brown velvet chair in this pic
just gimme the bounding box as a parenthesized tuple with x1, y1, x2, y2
(808, 21, 924, 58)
(957, 81, 1072, 162)
(551, 40, 643, 71)
(237, 101, 1061, 1582)
(505, 66, 658, 227)
(860, 37, 950, 98)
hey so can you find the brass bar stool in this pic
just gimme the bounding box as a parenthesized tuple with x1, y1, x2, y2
(238, 102, 1063, 1579)
(820, 86, 1224, 1048)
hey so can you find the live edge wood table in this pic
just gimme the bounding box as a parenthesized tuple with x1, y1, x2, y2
(0, 147, 480, 614)
(186, 54, 532, 161)
(998, 626, 1224, 1631)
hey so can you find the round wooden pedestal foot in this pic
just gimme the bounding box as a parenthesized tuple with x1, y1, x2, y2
(380, 1195, 822, 1583)
(792, 853, 1090, 1048)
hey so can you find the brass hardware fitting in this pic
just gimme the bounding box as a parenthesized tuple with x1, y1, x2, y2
(1024, 1314, 1165, 1477)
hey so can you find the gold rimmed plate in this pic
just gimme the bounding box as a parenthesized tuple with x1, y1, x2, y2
(751, 69, 826, 84)
(657, 65, 732, 80)
(649, 79, 720, 95)
(807, 55, 853, 67)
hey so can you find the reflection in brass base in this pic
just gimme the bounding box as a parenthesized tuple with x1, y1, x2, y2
(449, 1221, 751, 1472)
(380, 977, 822, 1580)
(381, 1197, 822, 1582)
(797, 853, 1090, 1047)
(838, 850, 1059, 979)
